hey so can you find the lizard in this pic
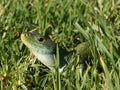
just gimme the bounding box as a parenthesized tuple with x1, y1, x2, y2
(21, 31, 92, 73)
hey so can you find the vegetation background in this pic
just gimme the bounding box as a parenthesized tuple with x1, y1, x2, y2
(0, 0, 120, 90)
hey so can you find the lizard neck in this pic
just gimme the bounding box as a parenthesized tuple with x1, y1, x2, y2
(32, 50, 55, 71)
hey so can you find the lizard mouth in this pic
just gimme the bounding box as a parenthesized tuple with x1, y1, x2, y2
(21, 32, 33, 48)
(21, 31, 41, 42)
(21, 32, 34, 44)
(21, 32, 28, 42)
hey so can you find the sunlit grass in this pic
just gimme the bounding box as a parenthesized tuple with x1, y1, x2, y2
(0, 0, 120, 90)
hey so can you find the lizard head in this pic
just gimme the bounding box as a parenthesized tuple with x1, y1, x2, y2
(21, 31, 56, 54)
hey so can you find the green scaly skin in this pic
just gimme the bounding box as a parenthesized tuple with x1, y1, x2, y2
(21, 31, 91, 73)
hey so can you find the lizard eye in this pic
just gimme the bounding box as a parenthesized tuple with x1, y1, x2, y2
(38, 37, 44, 42)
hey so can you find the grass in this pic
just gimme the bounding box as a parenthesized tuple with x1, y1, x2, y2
(0, 0, 120, 90)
